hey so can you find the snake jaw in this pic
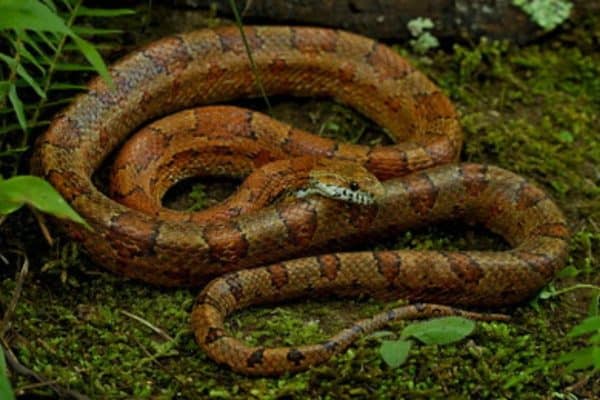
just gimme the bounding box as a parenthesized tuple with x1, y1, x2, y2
(296, 180, 376, 205)
(295, 158, 385, 205)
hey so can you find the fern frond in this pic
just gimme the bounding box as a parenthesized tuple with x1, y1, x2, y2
(0, 0, 133, 175)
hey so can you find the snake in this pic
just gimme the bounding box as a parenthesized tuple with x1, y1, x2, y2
(31, 26, 569, 375)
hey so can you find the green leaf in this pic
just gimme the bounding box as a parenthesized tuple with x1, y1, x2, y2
(379, 340, 411, 368)
(558, 347, 594, 372)
(567, 316, 600, 338)
(556, 265, 579, 278)
(0, 175, 90, 229)
(0, 347, 15, 400)
(0, 0, 70, 33)
(69, 36, 113, 87)
(0, 54, 46, 98)
(593, 346, 600, 369)
(8, 84, 27, 133)
(76, 6, 135, 17)
(401, 317, 476, 345)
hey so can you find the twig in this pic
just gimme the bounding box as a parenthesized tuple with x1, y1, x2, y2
(131, 336, 162, 367)
(547, 284, 600, 298)
(31, 208, 54, 246)
(15, 379, 59, 392)
(564, 372, 591, 393)
(119, 309, 174, 341)
(1, 338, 90, 400)
(0, 254, 28, 339)
(242, 0, 253, 16)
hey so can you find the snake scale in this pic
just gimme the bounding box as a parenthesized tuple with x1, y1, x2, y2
(31, 26, 569, 375)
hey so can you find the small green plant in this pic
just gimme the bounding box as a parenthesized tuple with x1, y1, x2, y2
(513, 0, 573, 30)
(407, 17, 440, 55)
(187, 183, 209, 212)
(541, 284, 600, 375)
(377, 316, 476, 367)
(41, 241, 82, 284)
(558, 311, 600, 373)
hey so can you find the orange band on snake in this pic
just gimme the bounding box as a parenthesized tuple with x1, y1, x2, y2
(31, 26, 568, 375)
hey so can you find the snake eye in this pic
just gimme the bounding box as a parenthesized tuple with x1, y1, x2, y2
(349, 181, 360, 191)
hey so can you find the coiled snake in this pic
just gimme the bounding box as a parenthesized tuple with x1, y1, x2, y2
(31, 26, 569, 375)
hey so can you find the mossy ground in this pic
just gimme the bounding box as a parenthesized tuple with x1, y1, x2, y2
(1, 5, 599, 399)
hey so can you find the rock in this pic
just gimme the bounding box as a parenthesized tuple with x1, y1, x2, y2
(171, 0, 599, 43)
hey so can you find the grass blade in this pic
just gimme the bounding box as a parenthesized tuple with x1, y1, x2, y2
(72, 26, 123, 36)
(8, 84, 27, 132)
(69, 35, 113, 87)
(76, 6, 135, 17)
(227, 0, 271, 113)
(49, 82, 87, 91)
(54, 63, 96, 72)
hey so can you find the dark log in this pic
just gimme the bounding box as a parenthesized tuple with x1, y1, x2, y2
(173, 0, 599, 43)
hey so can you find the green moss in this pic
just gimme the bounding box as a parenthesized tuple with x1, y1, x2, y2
(1, 8, 599, 400)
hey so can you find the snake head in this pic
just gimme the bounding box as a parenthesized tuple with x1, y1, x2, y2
(296, 159, 384, 205)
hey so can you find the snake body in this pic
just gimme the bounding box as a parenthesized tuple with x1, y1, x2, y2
(31, 26, 569, 375)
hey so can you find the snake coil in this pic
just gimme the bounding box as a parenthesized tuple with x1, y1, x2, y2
(32, 26, 569, 375)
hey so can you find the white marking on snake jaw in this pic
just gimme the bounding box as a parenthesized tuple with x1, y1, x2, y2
(296, 181, 375, 205)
